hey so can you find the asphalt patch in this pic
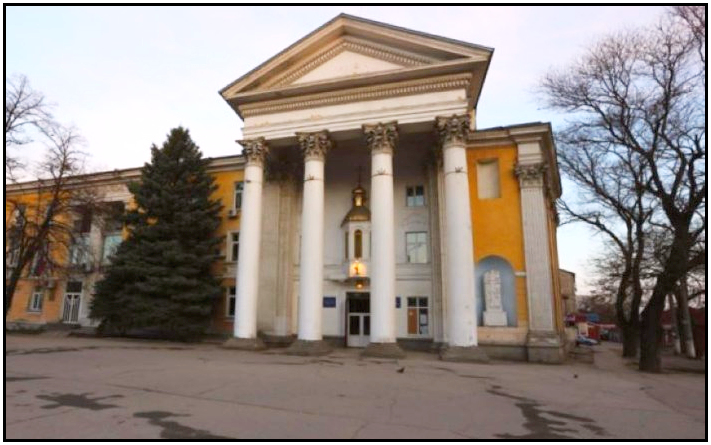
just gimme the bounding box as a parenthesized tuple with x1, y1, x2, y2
(487, 386, 607, 439)
(37, 392, 123, 411)
(134, 411, 233, 439)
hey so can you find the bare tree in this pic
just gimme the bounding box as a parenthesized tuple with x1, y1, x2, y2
(5, 74, 53, 181)
(541, 10, 705, 372)
(4, 120, 102, 318)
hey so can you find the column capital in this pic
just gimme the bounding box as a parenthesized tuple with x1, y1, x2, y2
(297, 131, 332, 162)
(363, 121, 398, 155)
(238, 138, 269, 166)
(514, 162, 547, 188)
(436, 114, 470, 147)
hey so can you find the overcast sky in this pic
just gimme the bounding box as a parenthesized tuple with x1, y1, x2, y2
(6, 5, 667, 293)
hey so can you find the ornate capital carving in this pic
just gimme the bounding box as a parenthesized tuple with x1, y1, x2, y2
(362, 121, 398, 155)
(435, 114, 470, 147)
(297, 131, 332, 162)
(514, 162, 547, 188)
(238, 138, 269, 166)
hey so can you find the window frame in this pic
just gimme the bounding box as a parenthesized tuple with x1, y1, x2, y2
(226, 286, 236, 318)
(405, 185, 426, 207)
(228, 231, 240, 262)
(405, 231, 428, 264)
(233, 181, 244, 212)
(28, 291, 43, 312)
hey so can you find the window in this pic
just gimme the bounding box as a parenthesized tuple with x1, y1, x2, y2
(354, 230, 363, 259)
(102, 234, 122, 264)
(73, 206, 93, 234)
(234, 182, 244, 211)
(29, 242, 49, 277)
(229, 232, 240, 262)
(477, 159, 500, 199)
(69, 234, 90, 266)
(406, 185, 425, 207)
(103, 202, 125, 232)
(406, 232, 428, 263)
(407, 297, 429, 335)
(28, 291, 43, 312)
(226, 286, 236, 317)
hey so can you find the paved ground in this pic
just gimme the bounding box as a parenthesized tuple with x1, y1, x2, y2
(4, 334, 706, 439)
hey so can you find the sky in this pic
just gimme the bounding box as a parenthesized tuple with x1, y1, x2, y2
(6, 5, 668, 293)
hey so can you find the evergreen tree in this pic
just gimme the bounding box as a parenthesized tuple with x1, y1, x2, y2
(91, 127, 223, 340)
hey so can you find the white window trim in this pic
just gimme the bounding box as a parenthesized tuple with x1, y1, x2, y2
(28, 291, 43, 312)
(405, 231, 428, 264)
(405, 185, 426, 207)
(225, 286, 236, 318)
(227, 231, 240, 263)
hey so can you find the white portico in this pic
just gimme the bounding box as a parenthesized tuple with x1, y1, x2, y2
(219, 14, 565, 362)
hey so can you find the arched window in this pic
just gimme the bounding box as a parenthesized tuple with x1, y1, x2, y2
(354, 230, 363, 258)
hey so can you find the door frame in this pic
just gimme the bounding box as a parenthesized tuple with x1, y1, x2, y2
(345, 292, 370, 347)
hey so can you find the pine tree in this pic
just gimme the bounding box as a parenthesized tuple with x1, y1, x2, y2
(90, 127, 223, 340)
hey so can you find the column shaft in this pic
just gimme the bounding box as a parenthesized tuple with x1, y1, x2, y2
(297, 158, 326, 340)
(370, 150, 397, 343)
(295, 131, 331, 344)
(234, 140, 268, 339)
(443, 142, 478, 347)
(436, 115, 479, 349)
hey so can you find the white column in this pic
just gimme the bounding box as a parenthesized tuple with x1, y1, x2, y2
(436, 115, 479, 348)
(295, 131, 331, 342)
(515, 161, 555, 332)
(233, 138, 268, 340)
(363, 122, 399, 347)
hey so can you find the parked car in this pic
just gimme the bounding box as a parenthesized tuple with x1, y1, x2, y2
(576, 335, 599, 346)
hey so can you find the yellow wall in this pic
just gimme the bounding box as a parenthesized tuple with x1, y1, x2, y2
(6, 167, 245, 329)
(208, 168, 244, 332)
(467, 144, 528, 325)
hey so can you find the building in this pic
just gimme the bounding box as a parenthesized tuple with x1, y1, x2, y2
(6, 14, 566, 363)
(559, 269, 576, 315)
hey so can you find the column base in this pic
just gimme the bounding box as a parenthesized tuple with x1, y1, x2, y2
(362, 342, 406, 359)
(439, 345, 489, 363)
(526, 331, 565, 364)
(284, 339, 332, 356)
(222, 337, 267, 351)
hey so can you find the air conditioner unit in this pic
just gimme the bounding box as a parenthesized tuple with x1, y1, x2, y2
(228, 209, 240, 218)
(82, 262, 94, 273)
(46, 281, 56, 289)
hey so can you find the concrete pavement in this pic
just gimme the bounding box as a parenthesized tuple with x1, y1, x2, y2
(4, 334, 706, 439)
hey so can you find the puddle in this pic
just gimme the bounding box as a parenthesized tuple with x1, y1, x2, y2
(37, 392, 123, 411)
(134, 411, 233, 439)
(487, 386, 607, 439)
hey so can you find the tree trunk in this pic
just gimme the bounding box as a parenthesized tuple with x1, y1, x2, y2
(676, 278, 697, 358)
(639, 294, 665, 373)
(668, 294, 681, 354)
(621, 323, 639, 357)
(4, 266, 23, 319)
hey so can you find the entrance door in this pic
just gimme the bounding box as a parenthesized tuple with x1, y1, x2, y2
(63, 281, 83, 324)
(346, 292, 370, 348)
(63, 294, 81, 323)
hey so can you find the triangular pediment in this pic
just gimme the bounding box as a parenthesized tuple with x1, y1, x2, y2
(220, 14, 493, 119)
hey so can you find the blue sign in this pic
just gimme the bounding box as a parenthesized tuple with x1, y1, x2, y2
(396, 296, 401, 308)
(323, 296, 336, 308)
